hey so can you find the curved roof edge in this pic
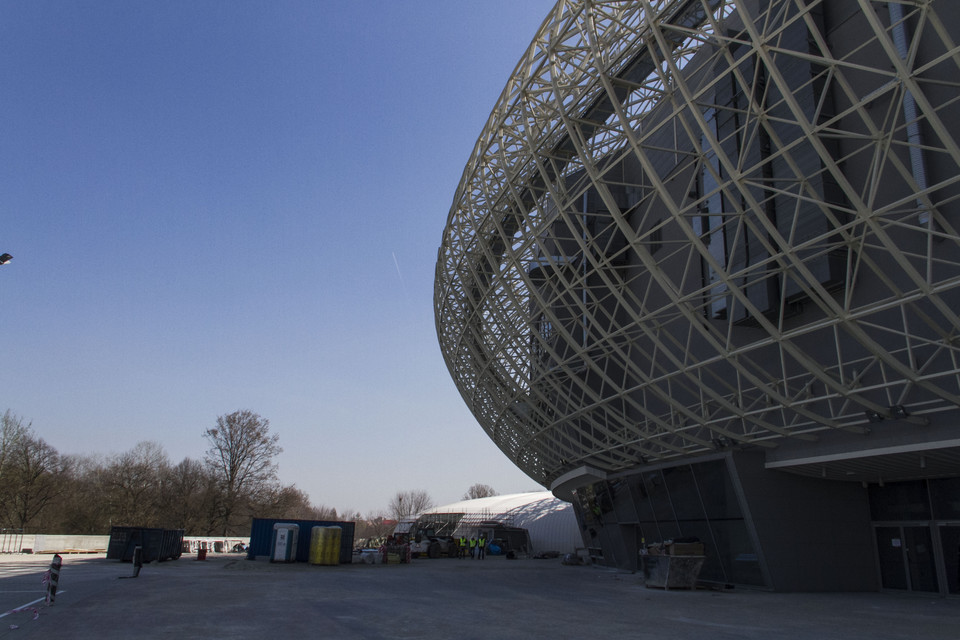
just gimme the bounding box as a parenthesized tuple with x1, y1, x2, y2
(423, 491, 560, 515)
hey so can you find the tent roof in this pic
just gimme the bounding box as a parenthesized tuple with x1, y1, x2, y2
(422, 491, 562, 517)
(420, 492, 581, 552)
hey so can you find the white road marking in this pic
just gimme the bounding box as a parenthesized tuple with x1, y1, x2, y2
(0, 591, 66, 618)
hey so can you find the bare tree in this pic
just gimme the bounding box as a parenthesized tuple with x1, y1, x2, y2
(0, 411, 28, 461)
(462, 483, 499, 500)
(5, 433, 63, 529)
(48, 454, 109, 534)
(104, 441, 170, 527)
(258, 485, 311, 519)
(0, 411, 30, 519)
(388, 489, 434, 521)
(159, 457, 219, 534)
(307, 503, 341, 521)
(204, 410, 282, 534)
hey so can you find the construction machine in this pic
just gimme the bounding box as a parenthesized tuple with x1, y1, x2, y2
(392, 517, 460, 558)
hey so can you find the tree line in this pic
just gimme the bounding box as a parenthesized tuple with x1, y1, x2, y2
(0, 409, 501, 539)
(1, 409, 350, 536)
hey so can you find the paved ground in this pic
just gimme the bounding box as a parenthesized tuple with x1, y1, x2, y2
(1, 552, 958, 639)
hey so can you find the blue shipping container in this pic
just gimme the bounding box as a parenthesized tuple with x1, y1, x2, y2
(248, 518, 355, 564)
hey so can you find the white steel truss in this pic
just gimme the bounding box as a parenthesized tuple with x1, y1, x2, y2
(435, 0, 960, 487)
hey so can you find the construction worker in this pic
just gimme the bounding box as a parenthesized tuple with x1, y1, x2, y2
(477, 534, 487, 560)
(458, 535, 467, 559)
(469, 536, 477, 558)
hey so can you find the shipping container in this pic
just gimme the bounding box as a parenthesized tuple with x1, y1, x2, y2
(107, 526, 183, 562)
(248, 518, 354, 564)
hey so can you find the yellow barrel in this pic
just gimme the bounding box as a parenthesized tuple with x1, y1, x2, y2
(308, 526, 325, 565)
(309, 526, 342, 565)
(323, 526, 341, 565)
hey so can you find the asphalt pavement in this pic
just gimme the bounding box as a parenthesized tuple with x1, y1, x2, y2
(1, 552, 958, 639)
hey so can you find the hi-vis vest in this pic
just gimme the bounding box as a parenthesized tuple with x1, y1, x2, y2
(478, 537, 486, 547)
(469, 538, 477, 548)
(460, 537, 467, 547)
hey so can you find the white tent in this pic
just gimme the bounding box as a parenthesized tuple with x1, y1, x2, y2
(420, 491, 581, 554)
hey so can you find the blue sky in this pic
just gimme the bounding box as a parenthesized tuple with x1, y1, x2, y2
(0, 1, 554, 515)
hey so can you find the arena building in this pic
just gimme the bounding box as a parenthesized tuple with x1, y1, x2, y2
(435, 0, 960, 593)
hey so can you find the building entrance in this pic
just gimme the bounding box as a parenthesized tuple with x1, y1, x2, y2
(869, 478, 960, 596)
(874, 525, 939, 592)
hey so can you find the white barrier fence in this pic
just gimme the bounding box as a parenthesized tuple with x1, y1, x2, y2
(4, 534, 250, 555)
(182, 537, 250, 554)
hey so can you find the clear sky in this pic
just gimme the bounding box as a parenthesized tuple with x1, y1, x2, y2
(0, 1, 555, 516)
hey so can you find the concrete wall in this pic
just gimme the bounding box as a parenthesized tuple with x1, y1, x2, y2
(732, 451, 877, 591)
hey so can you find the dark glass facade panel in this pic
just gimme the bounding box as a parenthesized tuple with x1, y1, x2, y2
(662, 465, 732, 582)
(693, 459, 744, 520)
(930, 477, 960, 520)
(571, 459, 765, 587)
(572, 485, 603, 545)
(594, 482, 616, 519)
(904, 526, 939, 593)
(939, 525, 960, 595)
(875, 526, 909, 590)
(652, 518, 682, 544)
(635, 524, 656, 549)
(869, 481, 931, 521)
(630, 475, 655, 522)
(608, 478, 639, 523)
(710, 519, 763, 586)
(662, 465, 706, 521)
(645, 470, 677, 525)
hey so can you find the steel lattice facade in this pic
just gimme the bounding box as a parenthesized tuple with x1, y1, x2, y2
(436, 0, 960, 483)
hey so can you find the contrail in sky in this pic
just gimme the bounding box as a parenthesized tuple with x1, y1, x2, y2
(392, 252, 409, 299)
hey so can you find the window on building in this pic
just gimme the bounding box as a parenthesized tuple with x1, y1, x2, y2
(695, 33, 844, 323)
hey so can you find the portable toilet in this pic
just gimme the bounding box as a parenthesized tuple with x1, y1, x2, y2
(271, 523, 299, 562)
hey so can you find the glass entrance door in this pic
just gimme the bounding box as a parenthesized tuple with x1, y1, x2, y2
(904, 526, 939, 593)
(876, 526, 908, 590)
(874, 525, 939, 593)
(940, 525, 960, 595)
